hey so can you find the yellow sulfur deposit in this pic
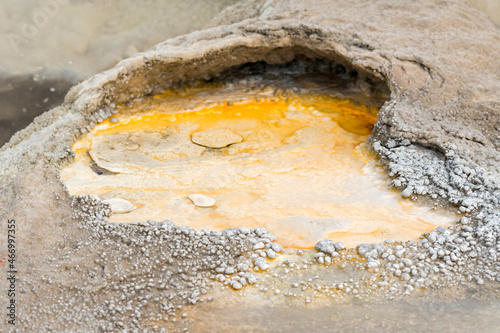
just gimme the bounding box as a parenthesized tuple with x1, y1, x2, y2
(61, 90, 457, 248)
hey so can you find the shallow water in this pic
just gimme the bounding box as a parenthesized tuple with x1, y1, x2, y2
(61, 84, 458, 248)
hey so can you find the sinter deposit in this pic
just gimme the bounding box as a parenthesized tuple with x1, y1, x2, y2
(0, 0, 499, 331)
(191, 128, 243, 148)
(188, 194, 217, 208)
(60, 86, 457, 248)
(103, 198, 137, 214)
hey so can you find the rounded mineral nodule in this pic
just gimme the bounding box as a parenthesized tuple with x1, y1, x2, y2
(188, 194, 217, 207)
(103, 198, 137, 214)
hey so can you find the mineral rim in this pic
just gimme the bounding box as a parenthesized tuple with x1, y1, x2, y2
(0, 0, 499, 331)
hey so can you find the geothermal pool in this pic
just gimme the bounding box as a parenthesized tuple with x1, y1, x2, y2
(61, 86, 457, 248)
(1, 1, 499, 331)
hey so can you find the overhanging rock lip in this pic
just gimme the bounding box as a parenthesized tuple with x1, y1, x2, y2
(1, 0, 499, 198)
(66, 20, 392, 112)
(0, 21, 396, 186)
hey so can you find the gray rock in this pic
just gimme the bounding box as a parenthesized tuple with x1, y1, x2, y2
(315, 240, 337, 255)
(334, 242, 346, 251)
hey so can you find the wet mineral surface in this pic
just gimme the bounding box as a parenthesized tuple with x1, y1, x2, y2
(1, 0, 500, 332)
(61, 79, 457, 249)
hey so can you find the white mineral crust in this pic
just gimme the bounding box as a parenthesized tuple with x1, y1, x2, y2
(103, 198, 137, 214)
(188, 194, 216, 207)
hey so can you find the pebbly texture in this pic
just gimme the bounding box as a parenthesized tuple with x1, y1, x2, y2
(0, 0, 500, 331)
(0, 163, 280, 331)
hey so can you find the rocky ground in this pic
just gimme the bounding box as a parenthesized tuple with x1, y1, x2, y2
(1, 0, 499, 331)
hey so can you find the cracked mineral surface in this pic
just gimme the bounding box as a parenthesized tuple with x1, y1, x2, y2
(1, 0, 500, 331)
